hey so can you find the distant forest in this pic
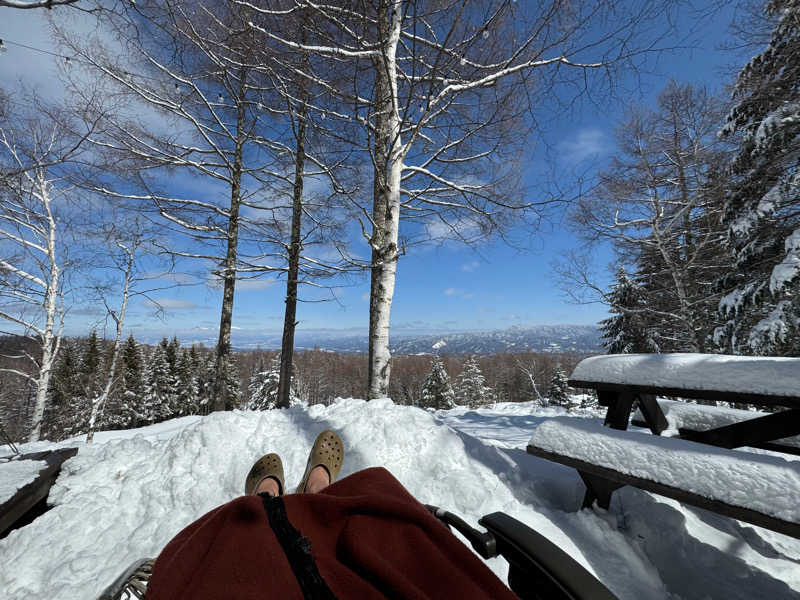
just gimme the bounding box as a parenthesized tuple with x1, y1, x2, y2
(0, 334, 583, 443)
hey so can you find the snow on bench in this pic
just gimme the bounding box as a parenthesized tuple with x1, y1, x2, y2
(0, 459, 47, 505)
(527, 417, 800, 537)
(569, 353, 800, 405)
(633, 399, 800, 451)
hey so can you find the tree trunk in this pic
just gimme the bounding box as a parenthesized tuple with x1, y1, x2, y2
(28, 181, 61, 442)
(213, 70, 247, 412)
(277, 83, 309, 409)
(367, 1, 404, 399)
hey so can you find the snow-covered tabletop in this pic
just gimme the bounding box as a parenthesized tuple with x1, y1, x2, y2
(570, 353, 800, 399)
(529, 417, 800, 523)
(0, 459, 47, 506)
(633, 399, 800, 449)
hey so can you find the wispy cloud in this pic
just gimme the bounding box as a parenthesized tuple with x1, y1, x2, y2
(145, 298, 199, 310)
(444, 288, 474, 299)
(558, 128, 609, 165)
(461, 261, 480, 272)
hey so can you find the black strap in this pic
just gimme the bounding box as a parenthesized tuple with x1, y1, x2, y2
(260, 494, 337, 600)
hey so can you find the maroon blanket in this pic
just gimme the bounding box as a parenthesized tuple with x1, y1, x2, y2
(147, 466, 519, 599)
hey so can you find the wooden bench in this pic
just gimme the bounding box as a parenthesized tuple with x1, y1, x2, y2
(526, 353, 800, 539)
(0, 447, 78, 538)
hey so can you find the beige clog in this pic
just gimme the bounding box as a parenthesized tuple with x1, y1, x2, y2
(244, 453, 285, 496)
(296, 430, 344, 493)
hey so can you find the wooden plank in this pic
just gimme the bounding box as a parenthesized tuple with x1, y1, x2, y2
(569, 380, 800, 409)
(678, 409, 800, 449)
(0, 448, 78, 537)
(526, 444, 800, 539)
(629, 419, 800, 457)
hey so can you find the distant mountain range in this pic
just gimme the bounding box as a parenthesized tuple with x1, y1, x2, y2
(226, 324, 603, 355)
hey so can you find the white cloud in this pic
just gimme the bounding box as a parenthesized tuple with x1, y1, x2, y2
(461, 261, 480, 272)
(444, 288, 459, 295)
(235, 278, 277, 291)
(558, 128, 609, 165)
(145, 298, 198, 310)
(425, 216, 481, 243)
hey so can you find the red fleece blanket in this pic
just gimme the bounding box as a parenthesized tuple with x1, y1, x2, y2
(146, 466, 519, 599)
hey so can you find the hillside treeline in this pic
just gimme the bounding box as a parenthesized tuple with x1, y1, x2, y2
(0, 334, 582, 443)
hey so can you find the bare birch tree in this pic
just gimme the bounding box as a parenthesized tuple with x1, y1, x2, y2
(245, 0, 683, 397)
(0, 108, 90, 441)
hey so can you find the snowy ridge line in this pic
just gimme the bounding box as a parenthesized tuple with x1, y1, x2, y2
(528, 418, 800, 525)
(570, 353, 800, 400)
(633, 399, 800, 450)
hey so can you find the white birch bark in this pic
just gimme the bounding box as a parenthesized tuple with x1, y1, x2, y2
(27, 177, 62, 443)
(368, 1, 404, 399)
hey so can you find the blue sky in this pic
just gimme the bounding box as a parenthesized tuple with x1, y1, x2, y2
(1, 2, 743, 344)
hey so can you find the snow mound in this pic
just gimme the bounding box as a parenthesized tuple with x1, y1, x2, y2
(1, 399, 798, 600)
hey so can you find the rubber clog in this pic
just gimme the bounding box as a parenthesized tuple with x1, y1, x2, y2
(244, 453, 285, 496)
(296, 430, 344, 493)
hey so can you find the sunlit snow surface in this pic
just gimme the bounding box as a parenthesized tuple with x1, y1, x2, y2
(1, 399, 799, 600)
(0, 459, 47, 505)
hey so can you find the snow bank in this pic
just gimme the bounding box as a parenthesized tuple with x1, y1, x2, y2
(529, 417, 800, 522)
(633, 399, 800, 449)
(570, 353, 800, 398)
(0, 459, 47, 505)
(3, 400, 799, 600)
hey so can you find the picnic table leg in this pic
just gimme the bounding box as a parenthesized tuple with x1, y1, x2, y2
(599, 391, 636, 431)
(579, 472, 625, 510)
(637, 394, 668, 435)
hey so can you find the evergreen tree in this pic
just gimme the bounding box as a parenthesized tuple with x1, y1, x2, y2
(717, 0, 800, 355)
(548, 365, 570, 408)
(43, 340, 80, 440)
(80, 330, 102, 401)
(115, 333, 145, 428)
(600, 267, 660, 354)
(220, 352, 242, 409)
(420, 356, 456, 410)
(454, 356, 493, 409)
(142, 343, 173, 424)
(248, 354, 300, 410)
(175, 348, 200, 416)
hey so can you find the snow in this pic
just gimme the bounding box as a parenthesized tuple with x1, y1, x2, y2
(770, 228, 800, 292)
(529, 417, 800, 522)
(633, 399, 800, 449)
(1, 398, 799, 600)
(0, 459, 47, 505)
(570, 353, 800, 398)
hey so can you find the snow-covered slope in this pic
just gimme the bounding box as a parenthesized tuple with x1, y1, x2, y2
(1, 399, 798, 600)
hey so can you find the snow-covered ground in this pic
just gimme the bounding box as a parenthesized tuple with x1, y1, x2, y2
(1, 399, 799, 599)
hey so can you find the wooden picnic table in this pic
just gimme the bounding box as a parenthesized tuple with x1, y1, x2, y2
(526, 353, 800, 539)
(0, 447, 78, 538)
(568, 353, 800, 454)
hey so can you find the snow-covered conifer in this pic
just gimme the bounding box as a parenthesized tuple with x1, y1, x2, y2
(248, 354, 301, 410)
(454, 356, 493, 409)
(175, 349, 200, 416)
(717, 0, 800, 354)
(600, 267, 659, 354)
(420, 356, 456, 410)
(142, 343, 173, 424)
(548, 366, 570, 408)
